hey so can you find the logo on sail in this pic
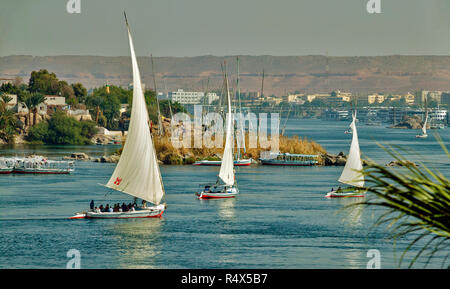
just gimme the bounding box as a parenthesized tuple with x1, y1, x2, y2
(114, 177, 122, 185)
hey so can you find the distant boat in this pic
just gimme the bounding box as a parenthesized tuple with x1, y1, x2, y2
(259, 152, 318, 166)
(193, 159, 251, 166)
(196, 63, 239, 199)
(326, 111, 365, 198)
(10, 156, 74, 174)
(0, 158, 13, 174)
(70, 13, 165, 219)
(416, 96, 429, 139)
(193, 56, 252, 167)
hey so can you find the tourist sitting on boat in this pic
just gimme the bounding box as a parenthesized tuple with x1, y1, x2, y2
(121, 203, 128, 212)
(142, 200, 147, 208)
(105, 204, 110, 212)
(99, 204, 104, 212)
(95, 207, 101, 213)
(108, 206, 113, 213)
(337, 186, 342, 192)
(331, 188, 334, 192)
(130, 205, 135, 212)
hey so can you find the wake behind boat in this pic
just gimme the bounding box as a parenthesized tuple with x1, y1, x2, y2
(326, 111, 365, 198)
(70, 13, 165, 219)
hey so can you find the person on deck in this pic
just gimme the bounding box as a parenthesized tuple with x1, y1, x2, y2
(90, 200, 95, 211)
(99, 204, 104, 212)
(122, 203, 128, 212)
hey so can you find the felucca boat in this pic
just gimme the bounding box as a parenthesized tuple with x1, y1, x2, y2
(70, 14, 165, 219)
(416, 111, 428, 138)
(196, 63, 238, 199)
(416, 96, 429, 139)
(326, 111, 365, 198)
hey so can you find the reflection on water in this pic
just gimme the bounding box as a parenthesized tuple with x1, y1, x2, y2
(336, 198, 365, 228)
(217, 198, 236, 220)
(109, 219, 163, 269)
(343, 249, 364, 269)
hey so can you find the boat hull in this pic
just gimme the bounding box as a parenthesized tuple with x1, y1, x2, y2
(13, 169, 72, 174)
(193, 159, 251, 166)
(70, 205, 165, 219)
(196, 187, 239, 199)
(325, 192, 365, 198)
(416, 134, 428, 138)
(0, 168, 13, 174)
(260, 160, 317, 166)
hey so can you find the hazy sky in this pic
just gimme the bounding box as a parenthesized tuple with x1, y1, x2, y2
(1, 0, 450, 57)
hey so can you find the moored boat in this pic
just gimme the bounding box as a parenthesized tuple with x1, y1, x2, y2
(13, 158, 74, 174)
(259, 151, 318, 166)
(0, 158, 14, 174)
(193, 158, 252, 166)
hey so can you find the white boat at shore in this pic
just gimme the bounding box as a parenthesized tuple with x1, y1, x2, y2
(12, 157, 74, 174)
(70, 13, 166, 219)
(326, 111, 365, 198)
(193, 158, 252, 166)
(0, 158, 14, 174)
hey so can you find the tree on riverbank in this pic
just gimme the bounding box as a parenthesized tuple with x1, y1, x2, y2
(27, 111, 98, 145)
(0, 94, 17, 143)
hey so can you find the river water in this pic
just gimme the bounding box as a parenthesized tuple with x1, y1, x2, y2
(0, 119, 448, 268)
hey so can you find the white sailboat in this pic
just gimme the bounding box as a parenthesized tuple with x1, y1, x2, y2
(70, 14, 166, 219)
(416, 111, 428, 138)
(196, 63, 239, 199)
(326, 111, 365, 198)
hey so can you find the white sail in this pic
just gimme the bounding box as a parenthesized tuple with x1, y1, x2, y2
(105, 20, 165, 205)
(338, 113, 364, 187)
(218, 70, 235, 186)
(422, 111, 428, 135)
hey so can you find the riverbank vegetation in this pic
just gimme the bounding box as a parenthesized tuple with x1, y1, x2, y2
(348, 141, 450, 268)
(0, 69, 185, 144)
(113, 131, 327, 165)
(27, 111, 98, 145)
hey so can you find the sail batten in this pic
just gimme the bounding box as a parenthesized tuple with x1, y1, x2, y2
(338, 113, 364, 188)
(105, 22, 165, 205)
(218, 67, 235, 186)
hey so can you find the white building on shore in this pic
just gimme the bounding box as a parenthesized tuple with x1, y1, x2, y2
(169, 89, 219, 105)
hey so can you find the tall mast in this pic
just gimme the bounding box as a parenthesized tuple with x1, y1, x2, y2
(151, 54, 163, 136)
(260, 68, 265, 99)
(236, 56, 246, 156)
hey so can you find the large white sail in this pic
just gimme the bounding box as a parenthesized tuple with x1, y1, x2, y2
(105, 18, 165, 205)
(338, 113, 364, 187)
(218, 69, 235, 186)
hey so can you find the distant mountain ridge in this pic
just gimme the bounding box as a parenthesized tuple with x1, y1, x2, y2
(1, 55, 450, 96)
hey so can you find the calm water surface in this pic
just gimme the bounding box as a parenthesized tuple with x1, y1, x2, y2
(0, 119, 448, 268)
